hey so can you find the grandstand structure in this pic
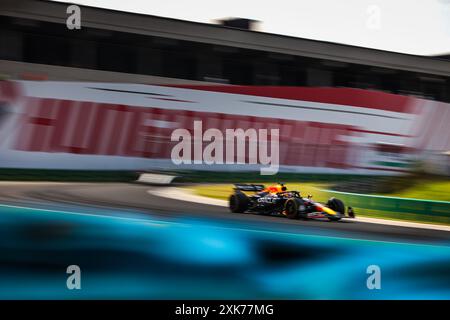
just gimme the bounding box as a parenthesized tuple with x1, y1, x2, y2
(0, 0, 449, 102)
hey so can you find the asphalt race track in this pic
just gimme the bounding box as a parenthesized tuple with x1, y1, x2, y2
(0, 182, 448, 244)
(1, 181, 450, 299)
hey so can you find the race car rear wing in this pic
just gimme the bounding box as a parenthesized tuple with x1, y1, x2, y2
(233, 184, 265, 192)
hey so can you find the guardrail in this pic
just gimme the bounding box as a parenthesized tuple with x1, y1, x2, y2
(322, 189, 450, 217)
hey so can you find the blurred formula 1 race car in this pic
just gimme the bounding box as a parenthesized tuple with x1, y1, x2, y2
(229, 183, 355, 221)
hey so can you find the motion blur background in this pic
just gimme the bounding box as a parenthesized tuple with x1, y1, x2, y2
(1, 0, 450, 176)
(0, 0, 449, 299)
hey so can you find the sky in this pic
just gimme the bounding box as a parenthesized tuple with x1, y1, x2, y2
(53, 0, 450, 56)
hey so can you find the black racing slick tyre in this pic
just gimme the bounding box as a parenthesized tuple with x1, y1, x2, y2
(326, 197, 345, 221)
(229, 192, 249, 213)
(284, 198, 303, 219)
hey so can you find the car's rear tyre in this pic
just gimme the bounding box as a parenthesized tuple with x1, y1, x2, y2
(229, 192, 249, 213)
(326, 197, 345, 221)
(284, 198, 303, 219)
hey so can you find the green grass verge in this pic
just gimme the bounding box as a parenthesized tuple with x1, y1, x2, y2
(0, 169, 139, 182)
(379, 179, 450, 202)
(192, 183, 332, 201)
(173, 170, 378, 183)
(187, 183, 450, 226)
(0, 169, 378, 183)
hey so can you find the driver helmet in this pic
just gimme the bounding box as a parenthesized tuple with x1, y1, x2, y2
(265, 183, 287, 193)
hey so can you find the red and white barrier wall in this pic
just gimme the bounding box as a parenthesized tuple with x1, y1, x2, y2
(0, 80, 448, 174)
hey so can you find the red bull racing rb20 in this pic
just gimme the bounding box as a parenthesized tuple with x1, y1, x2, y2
(229, 184, 355, 221)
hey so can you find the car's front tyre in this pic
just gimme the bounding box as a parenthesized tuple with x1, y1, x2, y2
(326, 197, 345, 221)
